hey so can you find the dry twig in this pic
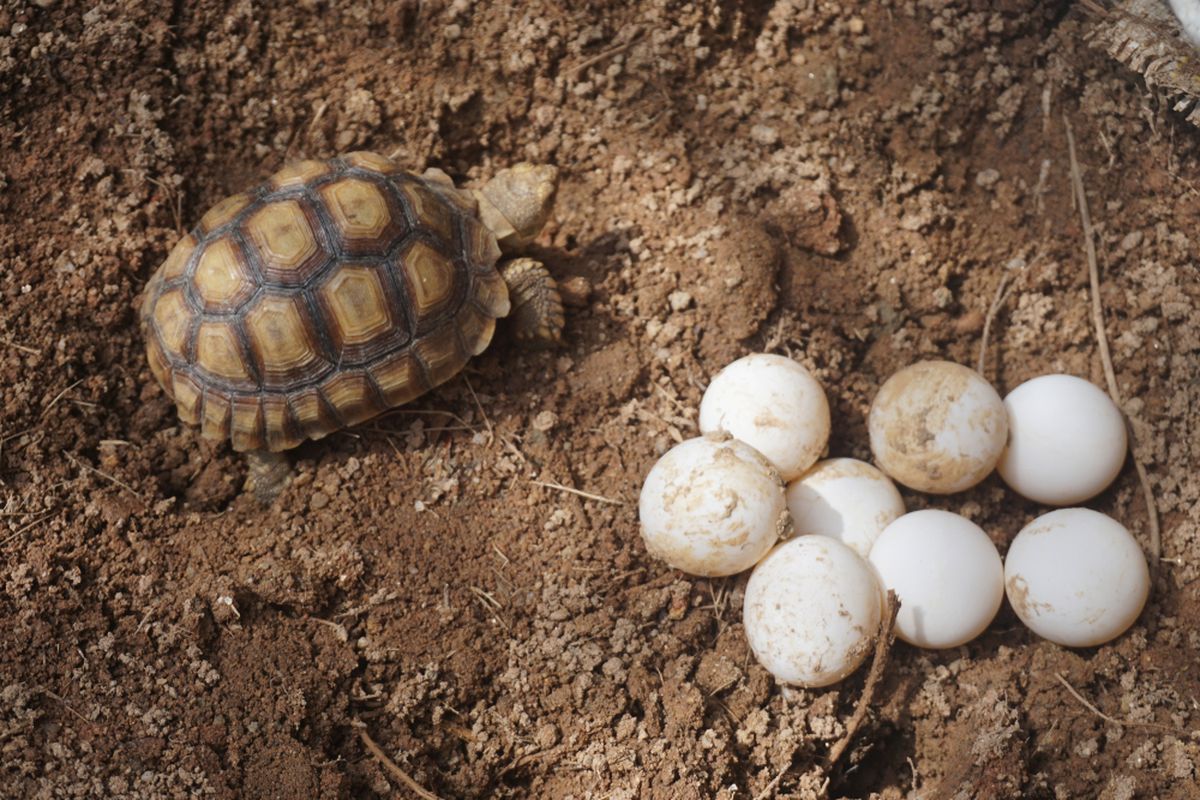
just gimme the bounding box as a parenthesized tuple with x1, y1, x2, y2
(0, 511, 54, 547)
(285, 100, 328, 160)
(147, 176, 184, 234)
(1, 337, 40, 356)
(1054, 672, 1193, 737)
(825, 590, 901, 770)
(63, 451, 144, 502)
(357, 726, 443, 800)
(39, 378, 87, 419)
(530, 478, 624, 505)
(753, 765, 826, 800)
(564, 33, 643, 77)
(469, 586, 510, 631)
(39, 688, 91, 725)
(754, 593, 901, 799)
(977, 270, 1017, 376)
(462, 375, 494, 439)
(1064, 116, 1162, 562)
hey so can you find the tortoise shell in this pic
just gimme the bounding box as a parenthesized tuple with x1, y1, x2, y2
(140, 152, 511, 452)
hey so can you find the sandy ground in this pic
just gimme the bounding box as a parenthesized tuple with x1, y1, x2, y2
(2, 1, 1199, 797)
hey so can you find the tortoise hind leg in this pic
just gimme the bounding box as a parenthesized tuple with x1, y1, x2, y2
(245, 449, 292, 505)
(499, 258, 565, 343)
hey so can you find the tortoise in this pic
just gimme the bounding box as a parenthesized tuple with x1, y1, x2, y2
(140, 151, 564, 500)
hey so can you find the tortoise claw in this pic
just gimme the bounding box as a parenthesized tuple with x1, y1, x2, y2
(499, 258, 565, 344)
(245, 449, 292, 505)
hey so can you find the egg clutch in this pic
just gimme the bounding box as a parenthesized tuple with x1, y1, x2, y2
(638, 354, 1150, 688)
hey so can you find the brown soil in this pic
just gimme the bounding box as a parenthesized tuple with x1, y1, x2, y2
(3, 1, 1199, 798)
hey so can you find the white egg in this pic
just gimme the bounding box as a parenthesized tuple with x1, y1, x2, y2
(1004, 508, 1149, 647)
(997, 374, 1127, 506)
(638, 434, 790, 577)
(868, 360, 1007, 494)
(868, 510, 1003, 649)
(1169, 0, 1200, 47)
(698, 353, 831, 481)
(785, 458, 906, 558)
(744, 536, 882, 687)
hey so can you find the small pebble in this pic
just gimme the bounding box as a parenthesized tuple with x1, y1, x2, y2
(975, 169, 1000, 188)
(558, 275, 592, 307)
(751, 124, 779, 146)
(212, 595, 240, 623)
(536, 723, 560, 748)
(953, 309, 986, 335)
(1120, 230, 1144, 251)
(668, 290, 693, 312)
(533, 410, 558, 432)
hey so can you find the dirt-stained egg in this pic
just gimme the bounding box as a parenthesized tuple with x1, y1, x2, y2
(698, 353, 831, 481)
(998, 374, 1128, 505)
(785, 458, 906, 558)
(744, 536, 882, 687)
(868, 360, 1007, 494)
(868, 509, 1003, 649)
(638, 434, 790, 577)
(1004, 508, 1149, 647)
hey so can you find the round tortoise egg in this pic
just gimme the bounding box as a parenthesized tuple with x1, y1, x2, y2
(140, 152, 511, 452)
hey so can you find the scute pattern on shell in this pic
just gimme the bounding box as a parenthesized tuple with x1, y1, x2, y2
(140, 152, 510, 452)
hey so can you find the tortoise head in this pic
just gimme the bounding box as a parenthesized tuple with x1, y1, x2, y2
(472, 163, 559, 252)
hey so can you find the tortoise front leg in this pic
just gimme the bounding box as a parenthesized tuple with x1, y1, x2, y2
(245, 449, 292, 505)
(499, 258, 565, 343)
